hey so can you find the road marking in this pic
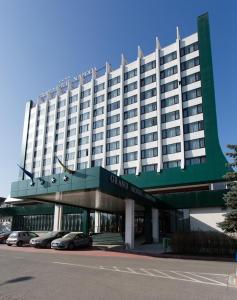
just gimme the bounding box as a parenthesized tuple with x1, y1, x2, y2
(169, 271, 201, 282)
(150, 269, 174, 279)
(187, 272, 227, 286)
(139, 268, 156, 276)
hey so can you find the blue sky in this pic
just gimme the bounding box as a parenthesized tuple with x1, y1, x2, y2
(0, 0, 236, 196)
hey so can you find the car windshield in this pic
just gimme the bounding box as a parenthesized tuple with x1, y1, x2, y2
(62, 233, 78, 239)
(41, 232, 59, 239)
(9, 232, 18, 238)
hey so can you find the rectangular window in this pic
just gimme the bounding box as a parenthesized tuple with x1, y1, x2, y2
(67, 128, 76, 137)
(78, 136, 89, 145)
(68, 117, 77, 126)
(182, 88, 202, 102)
(161, 80, 178, 93)
(106, 141, 120, 151)
(140, 60, 156, 73)
(93, 107, 104, 117)
(141, 102, 157, 114)
(161, 95, 179, 108)
(107, 114, 120, 125)
(46, 126, 53, 134)
(79, 124, 89, 133)
(161, 110, 180, 123)
(66, 140, 75, 149)
(55, 132, 64, 140)
(68, 106, 77, 114)
(181, 72, 200, 86)
(92, 145, 103, 155)
(141, 117, 157, 129)
(47, 115, 54, 123)
(180, 42, 199, 57)
(124, 122, 137, 133)
(140, 74, 156, 87)
(183, 104, 202, 118)
(80, 100, 90, 110)
(160, 51, 177, 65)
(141, 148, 158, 159)
(77, 162, 88, 170)
(107, 127, 120, 138)
(162, 143, 181, 155)
(106, 155, 119, 165)
(48, 104, 55, 112)
(65, 152, 75, 161)
(94, 83, 105, 93)
(123, 151, 138, 162)
(93, 119, 104, 129)
(56, 121, 65, 130)
(107, 101, 120, 112)
(124, 81, 137, 93)
(108, 88, 120, 100)
(163, 160, 181, 169)
(142, 164, 157, 172)
(140, 88, 157, 101)
(78, 149, 88, 158)
(160, 65, 178, 79)
(184, 138, 205, 151)
(108, 76, 120, 87)
(141, 132, 158, 144)
(92, 132, 104, 142)
(162, 126, 180, 139)
(54, 144, 63, 152)
(181, 57, 199, 71)
(58, 99, 66, 108)
(124, 68, 137, 80)
(43, 158, 51, 166)
(183, 120, 204, 134)
(57, 110, 65, 119)
(124, 108, 137, 120)
(79, 112, 90, 121)
(91, 159, 103, 167)
(124, 95, 137, 106)
(81, 88, 91, 98)
(124, 167, 136, 175)
(185, 156, 206, 166)
(124, 137, 138, 148)
(94, 94, 105, 105)
(69, 94, 78, 104)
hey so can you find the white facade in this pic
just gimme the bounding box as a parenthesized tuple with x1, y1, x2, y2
(22, 30, 206, 179)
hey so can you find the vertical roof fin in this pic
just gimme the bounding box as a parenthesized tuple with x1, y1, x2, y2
(176, 26, 180, 40)
(138, 45, 143, 58)
(156, 37, 161, 50)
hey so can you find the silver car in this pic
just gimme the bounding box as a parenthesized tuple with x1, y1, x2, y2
(51, 232, 92, 250)
(6, 231, 38, 247)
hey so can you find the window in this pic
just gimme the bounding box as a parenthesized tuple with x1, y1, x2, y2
(68, 106, 77, 114)
(48, 104, 55, 112)
(77, 162, 88, 170)
(141, 117, 157, 129)
(161, 110, 180, 123)
(124, 81, 137, 93)
(140, 60, 156, 73)
(55, 132, 64, 140)
(106, 141, 120, 151)
(43, 158, 51, 166)
(163, 160, 181, 169)
(124, 108, 137, 120)
(141, 132, 158, 143)
(92, 145, 103, 155)
(162, 126, 180, 139)
(67, 128, 76, 137)
(183, 104, 202, 118)
(57, 110, 65, 119)
(162, 143, 181, 155)
(180, 42, 199, 56)
(184, 138, 205, 151)
(94, 95, 105, 105)
(106, 155, 119, 165)
(142, 164, 157, 172)
(161, 95, 179, 108)
(53, 167, 61, 174)
(183, 120, 204, 134)
(79, 112, 90, 121)
(108, 88, 120, 99)
(54, 155, 62, 163)
(65, 152, 75, 161)
(44, 147, 51, 155)
(78, 136, 89, 145)
(80, 100, 90, 110)
(141, 102, 157, 114)
(124, 95, 137, 106)
(91, 159, 103, 167)
(185, 156, 206, 166)
(33, 161, 40, 168)
(181, 72, 200, 86)
(58, 99, 66, 108)
(93, 107, 104, 117)
(92, 132, 104, 142)
(124, 167, 136, 175)
(54, 144, 63, 151)
(79, 124, 89, 133)
(160, 65, 178, 79)
(78, 149, 88, 158)
(47, 115, 54, 123)
(108, 76, 120, 87)
(140, 74, 156, 87)
(181, 57, 199, 71)
(56, 121, 65, 130)
(123, 151, 137, 162)
(124, 137, 138, 147)
(124, 69, 137, 80)
(124, 122, 137, 133)
(107, 114, 120, 125)
(93, 119, 104, 129)
(107, 127, 120, 138)
(161, 80, 178, 93)
(66, 140, 75, 149)
(81, 88, 91, 98)
(140, 88, 157, 101)
(69, 94, 78, 104)
(94, 83, 105, 93)
(107, 101, 120, 112)
(141, 147, 158, 159)
(160, 51, 177, 65)
(182, 88, 202, 102)
(68, 117, 77, 126)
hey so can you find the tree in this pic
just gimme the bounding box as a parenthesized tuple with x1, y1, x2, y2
(218, 144, 237, 232)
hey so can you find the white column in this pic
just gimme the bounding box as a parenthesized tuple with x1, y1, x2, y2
(125, 199, 135, 249)
(94, 211, 101, 233)
(53, 204, 63, 231)
(152, 208, 159, 243)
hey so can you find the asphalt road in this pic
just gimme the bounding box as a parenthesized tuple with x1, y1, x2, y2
(0, 245, 236, 300)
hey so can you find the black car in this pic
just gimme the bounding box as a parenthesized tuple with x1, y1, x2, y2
(0, 231, 11, 244)
(30, 231, 69, 248)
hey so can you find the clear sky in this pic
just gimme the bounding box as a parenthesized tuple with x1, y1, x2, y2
(0, 0, 236, 197)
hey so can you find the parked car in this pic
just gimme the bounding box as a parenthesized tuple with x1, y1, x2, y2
(0, 231, 11, 244)
(30, 231, 69, 248)
(6, 231, 38, 247)
(51, 232, 92, 250)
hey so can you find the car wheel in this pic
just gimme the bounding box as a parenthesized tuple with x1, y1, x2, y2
(68, 243, 74, 250)
(16, 241, 23, 247)
(7, 244, 12, 246)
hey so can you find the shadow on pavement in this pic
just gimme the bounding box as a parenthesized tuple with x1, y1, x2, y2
(0, 276, 34, 287)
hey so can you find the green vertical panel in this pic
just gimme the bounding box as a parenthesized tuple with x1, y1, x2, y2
(144, 208, 152, 243)
(82, 209, 90, 235)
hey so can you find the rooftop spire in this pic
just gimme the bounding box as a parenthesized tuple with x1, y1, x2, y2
(176, 26, 180, 40)
(138, 45, 143, 58)
(156, 37, 161, 50)
(121, 53, 127, 66)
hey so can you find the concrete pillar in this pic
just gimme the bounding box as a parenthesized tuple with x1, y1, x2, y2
(152, 208, 159, 243)
(94, 211, 101, 233)
(125, 199, 135, 249)
(53, 204, 63, 231)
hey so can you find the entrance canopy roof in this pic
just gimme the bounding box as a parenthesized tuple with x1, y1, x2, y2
(11, 167, 158, 212)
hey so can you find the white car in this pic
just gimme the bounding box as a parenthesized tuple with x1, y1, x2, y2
(6, 231, 38, 247)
